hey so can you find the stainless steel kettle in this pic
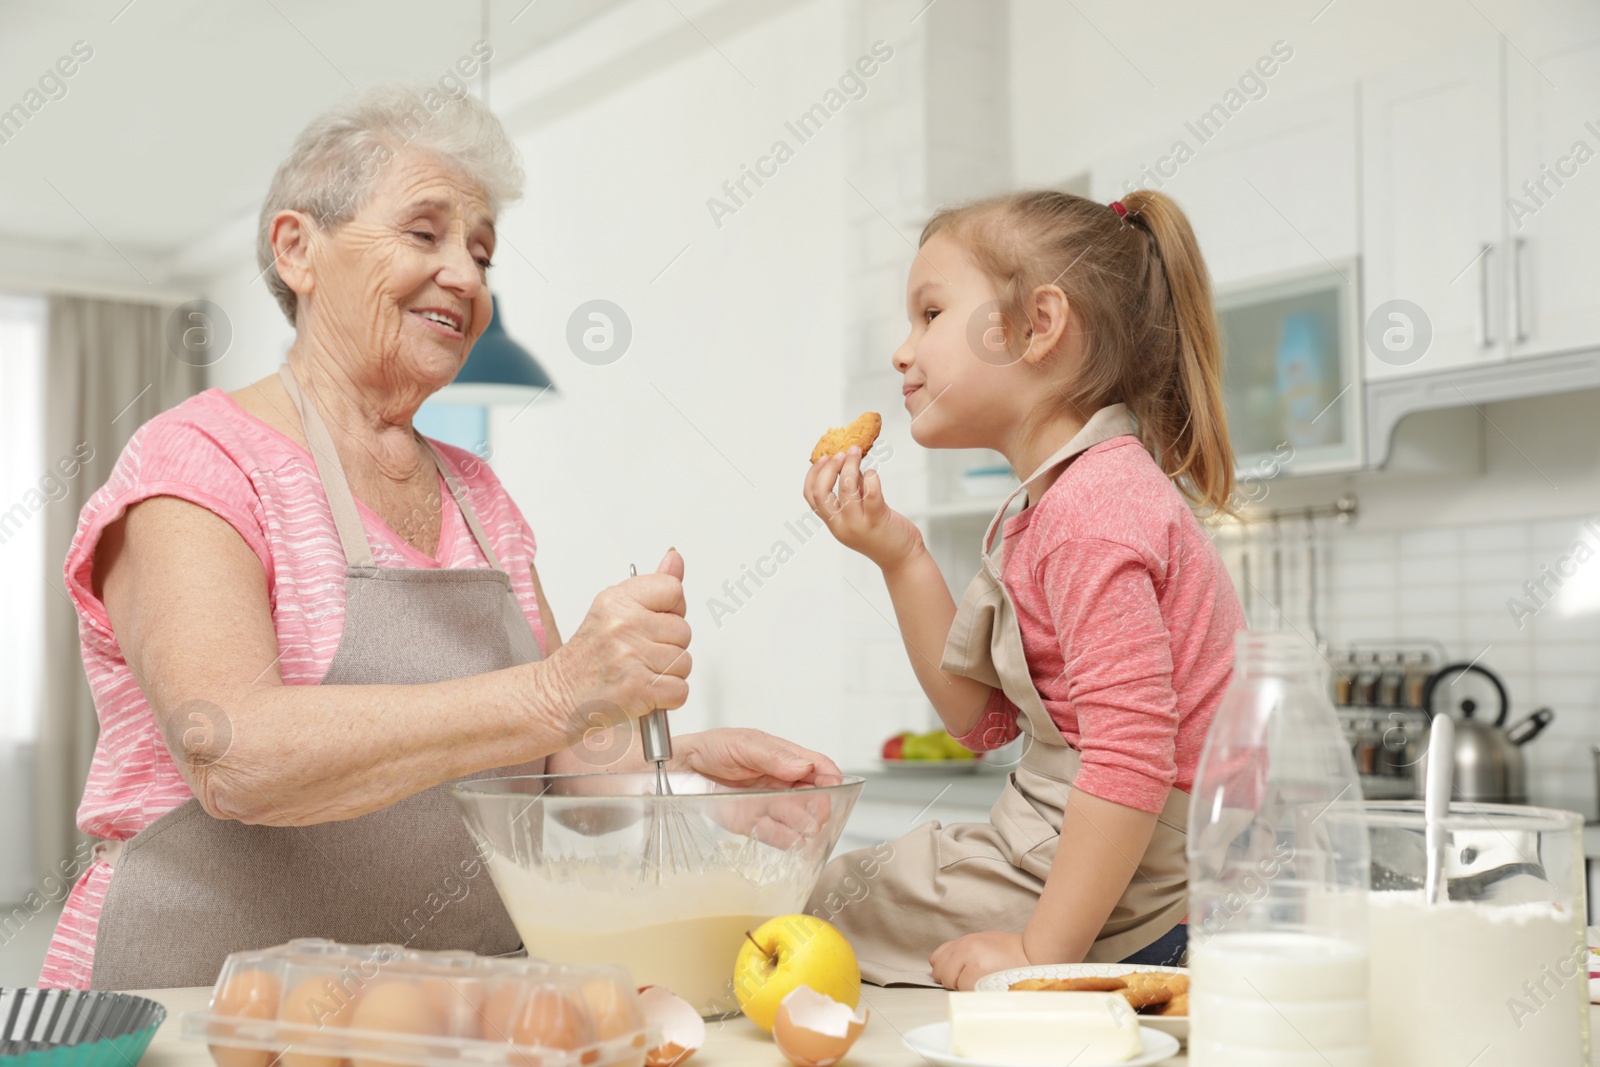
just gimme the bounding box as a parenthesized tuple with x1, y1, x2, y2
(1417, 662, 1554, 803)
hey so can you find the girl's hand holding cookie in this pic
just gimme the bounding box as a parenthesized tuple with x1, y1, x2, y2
(803, 443, 924, 572)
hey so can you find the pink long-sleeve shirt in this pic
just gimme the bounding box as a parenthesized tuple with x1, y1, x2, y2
(953, 435, 1244, 813)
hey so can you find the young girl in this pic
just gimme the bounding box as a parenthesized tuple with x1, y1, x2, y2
(802, 189, 1245, 990)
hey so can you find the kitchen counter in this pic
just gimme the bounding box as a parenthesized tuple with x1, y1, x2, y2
(844, 765, 1014, 807)
(122, 983, 1600, 1066)
(127, 983, 1190, 1066)
(834, 766, 1011, 856)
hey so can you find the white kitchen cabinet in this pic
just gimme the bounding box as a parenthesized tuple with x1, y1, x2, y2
(1504, 11, 1600, 360)
(1361, 34, 1508, 382)
(1090, 85, 1360, 290)
(1091, 86, 1363, 476)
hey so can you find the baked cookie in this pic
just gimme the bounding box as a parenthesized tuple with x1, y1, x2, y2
(1008, 977, 1127, 993)
(810, 412, 882, 463)
(1116, 972, 1178, 1011)
(1005, 971, 1189, 1014)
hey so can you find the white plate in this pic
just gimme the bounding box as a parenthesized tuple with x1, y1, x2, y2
(902, 1021, 1181, 1066)
(974, 963, 1189, 1043)
(878, 758, 984, 776)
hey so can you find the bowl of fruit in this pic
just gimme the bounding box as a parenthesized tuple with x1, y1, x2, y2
(879, 729, 984, 775)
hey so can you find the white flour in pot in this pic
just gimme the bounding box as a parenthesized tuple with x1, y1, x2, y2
(1369, 890, 1589, 1066)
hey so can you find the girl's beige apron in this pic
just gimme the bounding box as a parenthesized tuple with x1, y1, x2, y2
(809, 404, 1189, 986)
(88, 365, 546, 989)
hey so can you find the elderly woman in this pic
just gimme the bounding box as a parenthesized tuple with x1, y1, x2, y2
(40, 84, 836, 990)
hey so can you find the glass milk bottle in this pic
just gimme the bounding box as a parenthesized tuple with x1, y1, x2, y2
(1187, 631, 1372, 1067)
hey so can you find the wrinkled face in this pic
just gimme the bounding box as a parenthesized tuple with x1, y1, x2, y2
(302, 150, 497, 396)
(893, 230, 1031, 451)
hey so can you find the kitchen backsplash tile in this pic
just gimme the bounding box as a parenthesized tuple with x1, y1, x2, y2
(1460, 551, 1534, 585)
(1334, 588, 1399, 617)
(1398, 527, 1459, 557)
(1334, 559, 1397, 588)
(1400, 584, 1463, 615)
(1460, 523, 1532, 552)
(1395, 612, 1461, 646)
(1398, 555, 1460, 586)
(1219, 511, 1600, 817)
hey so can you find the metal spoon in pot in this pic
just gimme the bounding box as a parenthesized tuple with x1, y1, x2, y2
(1424, 713, 1455, 906)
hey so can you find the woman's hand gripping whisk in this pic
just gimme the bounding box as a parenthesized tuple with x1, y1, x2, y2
(629, 561, 677, 797)
(626, 559, 712, 881)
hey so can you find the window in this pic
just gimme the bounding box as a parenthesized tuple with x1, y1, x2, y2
(0, 292, 47, 742)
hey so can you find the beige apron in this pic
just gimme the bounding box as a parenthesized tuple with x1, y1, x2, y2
(88, 364, 547, 990)
(808, 404, 1189, 985)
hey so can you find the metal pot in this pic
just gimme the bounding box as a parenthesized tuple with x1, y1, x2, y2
(1416, 661, 1554, 804)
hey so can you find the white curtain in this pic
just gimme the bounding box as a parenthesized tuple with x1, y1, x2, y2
(0, 293, 47, 901)
(33, 296, 201, 892)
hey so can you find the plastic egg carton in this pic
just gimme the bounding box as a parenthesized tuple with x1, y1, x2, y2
(179, 938, 657, 1067)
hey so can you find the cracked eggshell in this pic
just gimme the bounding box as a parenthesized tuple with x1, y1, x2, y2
(637, 986, 704, 1067)
(771, 986, 869, 1067)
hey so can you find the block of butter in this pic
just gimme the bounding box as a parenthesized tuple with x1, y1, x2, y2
(948, 991, 1143, 1064)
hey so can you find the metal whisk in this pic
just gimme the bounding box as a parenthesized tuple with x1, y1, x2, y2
(629, 563, 713, 881)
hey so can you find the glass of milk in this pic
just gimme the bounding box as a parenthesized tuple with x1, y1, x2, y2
(1188, 631, 1374, 1066)
(1365, 800, 1589, 1067)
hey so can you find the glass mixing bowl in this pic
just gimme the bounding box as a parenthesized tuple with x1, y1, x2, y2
(453, 771, 865, 1018)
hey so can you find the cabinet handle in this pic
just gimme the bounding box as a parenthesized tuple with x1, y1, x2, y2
(1479, 242, 1496, 348)
(1513, 236, 1528, 344)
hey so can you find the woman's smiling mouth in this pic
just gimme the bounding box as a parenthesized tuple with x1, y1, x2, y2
(411, 307, 464, 338)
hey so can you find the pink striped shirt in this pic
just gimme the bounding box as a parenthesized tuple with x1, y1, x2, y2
(38, 389, 547, 989)
(954, 436, 1244, 813)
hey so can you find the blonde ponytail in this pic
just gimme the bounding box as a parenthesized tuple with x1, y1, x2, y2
(921, 188, 1237, 516)
(1118, 189, 1235, 515)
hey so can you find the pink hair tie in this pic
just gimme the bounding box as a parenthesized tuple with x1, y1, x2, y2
(1110, 200, 1129, 219)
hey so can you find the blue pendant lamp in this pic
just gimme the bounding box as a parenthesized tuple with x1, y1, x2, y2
(419, 296, 552, 447)
(443, 293, 555, 404)
(419, 294, 551, 448)
(432, 0, 555, 409)
(417, 0, 554, 454)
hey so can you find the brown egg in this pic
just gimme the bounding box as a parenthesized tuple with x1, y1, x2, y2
(348, 982, 447, 1067)
(476, 981, 527, 1044)
(511, 987, 594, 1051)
(420, 977, 483, 1038)
(209, 969, 282, 1067)
(479, 983, 594, 1066)
(278, 976, 358, 1067)
(576, 978, 642, 1042)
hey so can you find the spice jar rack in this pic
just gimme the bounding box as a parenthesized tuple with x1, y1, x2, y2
(1331, 638, 1448, 801)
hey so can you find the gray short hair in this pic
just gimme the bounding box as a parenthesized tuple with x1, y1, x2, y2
(256, 82, 525, 326)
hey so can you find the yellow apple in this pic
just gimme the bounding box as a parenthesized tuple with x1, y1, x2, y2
(732, 914, 861, 1033)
